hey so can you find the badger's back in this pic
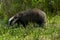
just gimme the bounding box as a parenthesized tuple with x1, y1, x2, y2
(20, 9, 46, 23)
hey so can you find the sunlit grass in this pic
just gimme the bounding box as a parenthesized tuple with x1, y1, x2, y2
(0, 15, 60, 40)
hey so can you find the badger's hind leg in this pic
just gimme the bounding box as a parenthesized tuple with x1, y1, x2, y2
(36, 21, 44, 27)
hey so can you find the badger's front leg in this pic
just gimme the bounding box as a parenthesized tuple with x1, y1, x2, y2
(17, 22, 20, 27)
(21, 21, 28, 28)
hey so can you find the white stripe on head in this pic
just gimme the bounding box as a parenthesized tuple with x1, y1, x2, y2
(12, 18, 18, 25)
(9, 16, 14, 21)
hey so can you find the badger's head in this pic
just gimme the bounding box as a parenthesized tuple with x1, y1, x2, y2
(8, 13, 23, 26)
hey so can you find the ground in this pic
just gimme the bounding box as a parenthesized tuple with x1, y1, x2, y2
(0, 14, 60, 40)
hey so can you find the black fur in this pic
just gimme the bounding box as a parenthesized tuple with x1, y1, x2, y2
(8, 9, 46, 27)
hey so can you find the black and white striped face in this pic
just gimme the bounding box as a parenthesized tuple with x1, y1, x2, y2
(8, 13, 23, 26)
(8, 16, 19, 26)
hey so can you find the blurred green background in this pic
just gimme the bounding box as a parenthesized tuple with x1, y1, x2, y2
(0, 0, 60, 40)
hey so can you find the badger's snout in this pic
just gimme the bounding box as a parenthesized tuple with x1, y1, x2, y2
(8, 16, 19, 26)
(8, 16, 14, 25)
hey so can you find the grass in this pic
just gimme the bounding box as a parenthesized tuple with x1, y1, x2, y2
(0, 15, 60, 40)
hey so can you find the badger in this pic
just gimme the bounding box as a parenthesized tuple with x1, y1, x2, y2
(8, 9, 46, 28)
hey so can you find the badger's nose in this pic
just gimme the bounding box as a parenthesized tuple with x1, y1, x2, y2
(8, 20, 13, 26)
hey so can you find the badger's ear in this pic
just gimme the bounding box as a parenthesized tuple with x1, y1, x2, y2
(16, 13, 23, 17)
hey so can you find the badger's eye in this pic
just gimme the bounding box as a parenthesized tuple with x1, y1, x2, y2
(14, 17, 17, 19)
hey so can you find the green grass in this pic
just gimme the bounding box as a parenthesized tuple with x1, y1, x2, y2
(0, 15, 60, 40)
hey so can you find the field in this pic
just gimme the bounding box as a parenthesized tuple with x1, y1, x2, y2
(0, 13, 60, 40)
(0, 0, 60, 40)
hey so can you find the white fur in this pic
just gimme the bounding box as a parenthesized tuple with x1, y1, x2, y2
(12, 18, 18, 25)
(9, 16, 14, 21)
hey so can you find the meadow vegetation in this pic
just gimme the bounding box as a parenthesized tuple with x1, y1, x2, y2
(0, 0, 60, 40)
